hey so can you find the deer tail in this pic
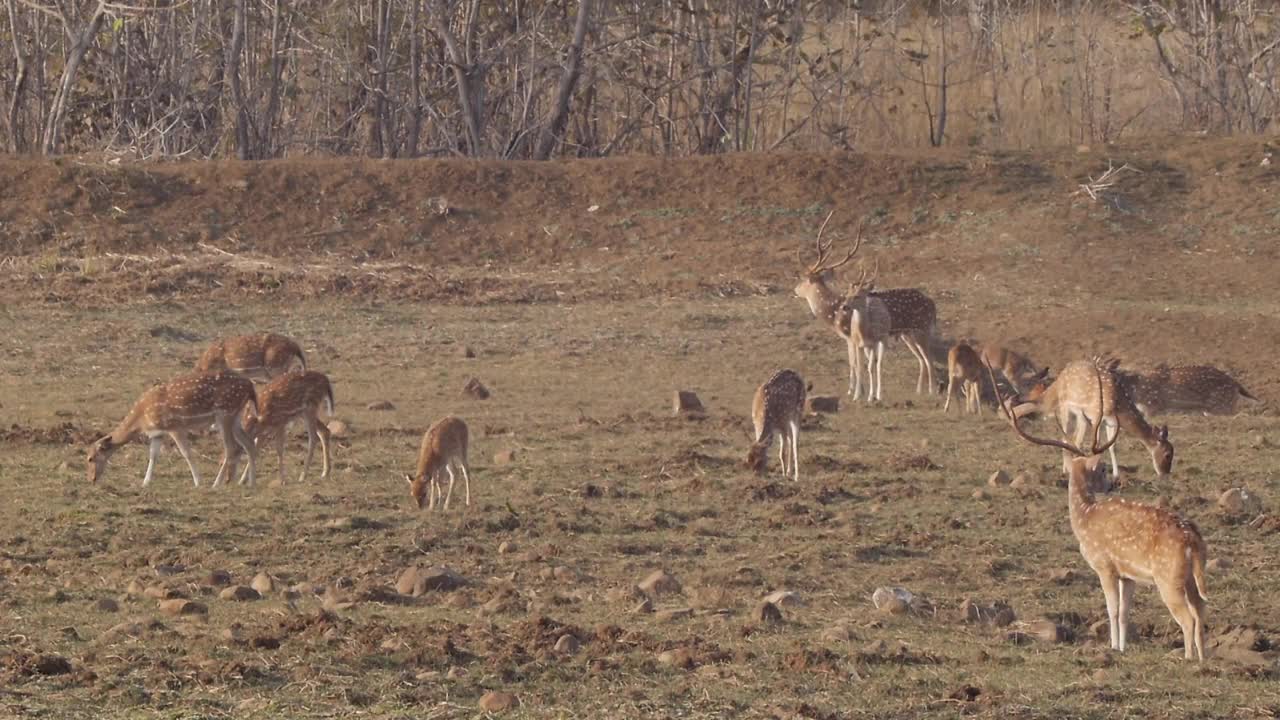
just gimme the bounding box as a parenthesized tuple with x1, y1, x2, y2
(1188, 541, 1208, 601)
(324, 382, 335, 416)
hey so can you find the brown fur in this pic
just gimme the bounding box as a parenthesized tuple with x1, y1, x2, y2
(746, 369, 806, 480)
(943, 343, 985, 414)
(1120, 364, 1259, 416)
(236, 370, 334, 485)
(196, 333, 306, 382)
(406, 416, 471, 510)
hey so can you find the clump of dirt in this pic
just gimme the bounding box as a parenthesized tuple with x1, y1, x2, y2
(2, 422, 98, 445)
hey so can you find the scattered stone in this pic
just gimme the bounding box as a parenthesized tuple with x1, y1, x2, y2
(153, 563, 186, 577)
(397, 566, 468, 596)
(753, 601, 783, 625)
(807, 396, 840, 414)
(1207, 557, 1232, 574)
(871, 586, 914, 611)
(1011, 619, 1067, 644)
(880, 597, 911, 615)
(1089, 619, 1110, 640)
(657, 648, 695, 670)
(1011, 472, 1031, 488)
(959, 598, 1017, 626)
(219, 585, 261, 602)
(32, 654, 72, 676)
(762, 590, 804, 607)
(655, 607, 695, 623)
(498, 540, 516, 555)
(222, 624, 245, 643)
(1048, 568, 1078, 585)
(250, 572, 276, 595)
(638, 569, 681, 596)
(203, 570, 233, 587)
(478, 691, 517, 712)
(820, 624, 854, 643)
(144, 585, 184, 600)
(972, 488, 989, 500)
(949, 685, 982, 703)
(493, 448, 518, 466)
(126, 579, 145, 598)
(463, 377, 491, 400)
(250, 635, 281, 650)
(1219, 488, 1262, 517)
(46, 588, 69, 603)
(672, 390, 704, 416)
(95, 598, 120, 613)
(552, 566, 578, 583)
(1209, 626, 1271, 667)
(988, 470, 1011, 487)
(553, 634, 580, 655)
(446, 666, 465, 680)
(480, 595, 518, 617)
(366, 400, 395, 411)
(158, 599, 208, 617)
(327, 419, 350, 437)
(632, 598, 654, 614)
(101, 621, 146, 641)
(459, 345, 476, 359)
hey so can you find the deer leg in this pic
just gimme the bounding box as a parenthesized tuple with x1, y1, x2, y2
(1186, 577, 1207, 662)
(299, 416, 319, 484)
(1105, 418, 1121, 479)
(1098, 570, 1121, 651)
(427, 473, 439, 511)
(141, 436, 164, 487)
(789, 419, 801, 482)
(442, 465, 457, 509)
(971, 381, 981, 415)
(316, 417, 332, 480)
(1117, 577, 1136, 652)
(231, 415, 257, 487)
(1156, 578, 1197, 660)
(874, 341, 885, 402)
(459, 458, 472, 506)
(847, 337, 862, 399)
(169, 432, 202, 488)
(274, 431, 287, 486)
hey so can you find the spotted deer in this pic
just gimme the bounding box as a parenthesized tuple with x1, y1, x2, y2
(404, 416, 471, 510)
(195, 332, 306, 382)
(234, 371, 334, 486)
(980, 344, 1048, 395)
(87, 370, 259, 488)
(1010, 357, 1172, 481)
(1119, 364, 1260, 417)
(943, 343, 985, 414)
(793, 212, 939, 399)
(994, 362, 1208, 661)
(834, 267, 893, 403)
(745, 369, 807, 481)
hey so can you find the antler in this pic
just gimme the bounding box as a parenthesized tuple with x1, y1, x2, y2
(989, 360, 1117, 458)
(801, 210, 863, 275)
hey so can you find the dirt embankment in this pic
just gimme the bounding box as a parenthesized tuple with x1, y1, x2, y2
(1, 134, 1277, 394)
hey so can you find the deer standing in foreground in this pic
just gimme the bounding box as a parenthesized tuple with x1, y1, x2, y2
(1119, 364, 1260, 417)
(994, 360, 1208, 661)
(87, 370, 259, 488)
(1010, 357, 1172, 481)
(943, 343, 985, 414)
(794, 212, 938, 400)
(234, 371, 334, 486)
(745, 369, 807, 481)
(404, 416, 471, 510)
(196, 332, 306, 382)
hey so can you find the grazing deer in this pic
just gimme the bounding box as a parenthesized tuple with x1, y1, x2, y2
(980, 344, 1049, 395)
(745, 369, 807, 481)
(404, 416, 471, 510)
(1010, 358, 1172, 481)
(87, 370, 259, 488)
(835, 269, 892, 403)
(994, 362, 1208, 661)
(1120, 364, 1260, 417)
(234, 371, 334, 486)
(943, 343, 985, 414)
(794, 212, 939, 399)
(195, 333, 306, 382)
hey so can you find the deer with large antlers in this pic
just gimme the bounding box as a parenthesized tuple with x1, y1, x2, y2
(993, 359, 1208, 661)
(1119, 364, 1260, 417)
(234, 371, 334, 486)
(87, 370, 259, 488)
(1009, 357, 1172, 481)
(794, 212, 939, 400)
(195, 332, 306, 382)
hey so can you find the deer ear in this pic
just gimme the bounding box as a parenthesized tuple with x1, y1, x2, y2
(1159, 425, 1169, 440)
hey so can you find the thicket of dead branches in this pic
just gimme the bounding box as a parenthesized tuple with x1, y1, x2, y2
(1, 0, 1277, 159)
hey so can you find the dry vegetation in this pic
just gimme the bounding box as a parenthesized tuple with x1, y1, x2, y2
(2, 133, 1280, 717)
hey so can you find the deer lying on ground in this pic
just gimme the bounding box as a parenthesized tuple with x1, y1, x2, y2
(1119, 364, 1260, 416)
(1009, 357, 1172, 481)
(794, 212, 938, 400)
(745, 369, 808, 481)
(994, 360, 1208, 661)
(404, 416, 471, 510)
(87, 370, 259, 488)
(196, 332, 306, 382)
(235, 371, 334, 486)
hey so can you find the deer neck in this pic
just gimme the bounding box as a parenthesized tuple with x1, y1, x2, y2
(1114, 398, 1160, 450)
(1066, 459, 1096, 533)
(800, 279, 844, 330)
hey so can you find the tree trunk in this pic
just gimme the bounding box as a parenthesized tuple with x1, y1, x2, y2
(4, 0, 29, 153)
(533, 0, 591, 160)
(428, 0, 485, 156)
(227, 0, 250, 159)
(40, 0, 107, 155)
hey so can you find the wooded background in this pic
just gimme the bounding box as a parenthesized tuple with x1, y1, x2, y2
(2, 0, 1277, 159)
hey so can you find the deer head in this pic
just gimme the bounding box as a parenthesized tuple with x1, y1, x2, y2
(793, 211, 863, 312)
(87, 437, 116, 483)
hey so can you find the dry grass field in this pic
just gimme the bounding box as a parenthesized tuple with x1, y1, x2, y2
(2, 137, 1279, 718)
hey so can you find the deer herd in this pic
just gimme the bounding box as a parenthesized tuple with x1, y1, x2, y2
(83, 213, 1260, 664)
